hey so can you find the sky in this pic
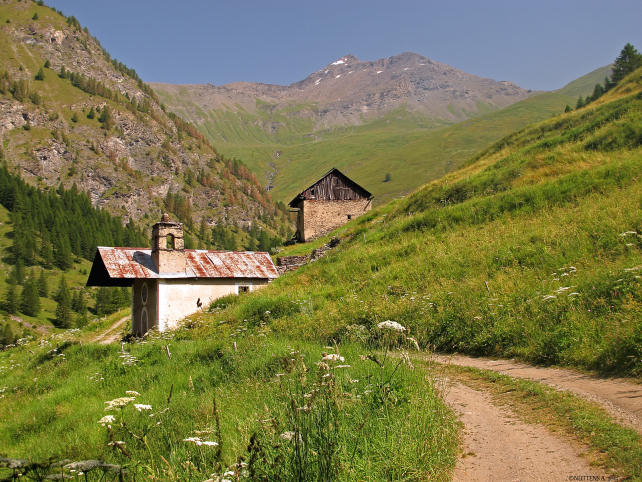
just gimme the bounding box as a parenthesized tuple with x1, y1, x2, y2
(46, 0, 642, 91)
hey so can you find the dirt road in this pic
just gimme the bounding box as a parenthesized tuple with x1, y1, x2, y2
(443, 380, 607, 481)
(92, 316, 129, 344)
(434, 353, 642, 434)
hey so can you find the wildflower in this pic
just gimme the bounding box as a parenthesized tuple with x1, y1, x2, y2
(104, 397, 136, 411)
(98, 415, 115, 425)
(541, 295, 557, 301)
(134, 404, 152, 411)
(183, 436, 218, 446)
(321, 353, 344, 362)
(377, 320, 406, 333)
(125, 390, 140, 397)
(280, 431, 296, 441)
(333, 364, 351, 369)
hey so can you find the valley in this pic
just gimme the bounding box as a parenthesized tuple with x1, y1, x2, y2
(0, 0, 641, 479)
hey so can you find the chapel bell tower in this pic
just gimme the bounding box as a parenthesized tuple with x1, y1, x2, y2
(151, 213, 186, 274)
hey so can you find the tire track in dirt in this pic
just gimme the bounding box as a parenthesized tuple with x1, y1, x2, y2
(434, 354, 642, 434)
(443, 379, 608, 481)
(92, 316, 129, 345)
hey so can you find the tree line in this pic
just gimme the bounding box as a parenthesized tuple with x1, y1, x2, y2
(567, 43, 642, 112)
(0, 165, 146, 269)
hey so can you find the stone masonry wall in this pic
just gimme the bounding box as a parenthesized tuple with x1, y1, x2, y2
(301, 199, 371, 242)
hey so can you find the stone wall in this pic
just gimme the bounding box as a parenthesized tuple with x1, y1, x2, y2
(276, 237, 341, 274)
(299, 199, 371, 242)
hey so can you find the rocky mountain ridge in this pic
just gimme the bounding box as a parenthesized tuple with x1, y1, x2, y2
(152, 51, 533, 129)
(0, 0, 289, 241)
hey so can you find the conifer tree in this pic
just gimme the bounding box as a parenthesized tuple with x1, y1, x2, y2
(20, 275, 40, 316)
(10, 259, 25, 285)
(54, 276, 72, 328)
(37, 269, 48, 297)
(34, 67, 44, 81)
(87, 107, 95, 119)
(4, 285, 18, 314)
(95, 287, 111, 316)
(0, 323, 15, 346)
(564, 104, 572, 113)
(611, 43, 642, 84)
(575, 96, 584, 109)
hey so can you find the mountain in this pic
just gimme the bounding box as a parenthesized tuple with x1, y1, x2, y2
(0, 0, 290, 244)
(154, 59, 610, 205)
(152, 52, 531, 130)
(241, 64, 642, 376)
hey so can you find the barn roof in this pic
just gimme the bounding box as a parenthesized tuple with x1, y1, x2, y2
(288, 168, 372, 207)
(86, 247, 279, 287)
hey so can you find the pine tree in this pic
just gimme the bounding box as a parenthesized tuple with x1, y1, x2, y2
(41, 240, 53, 269)
(98, 106, 114, 130)
(612, 43, 642, 84)
(72, 289, 87, 313)
(54, 276, 72, 328)
(10, 259, 25, 285)
(575, 96, 585, 109)
(37, 269, 48, 297)
(564, 104, 572, 113)
(0, 323, 15, 346)
(4, 285, 18, 314)
(20, 276, 40, 316)
(87, 107, 95, 119)
(34, 67, 44, 81)
(95, 287, 111, 316)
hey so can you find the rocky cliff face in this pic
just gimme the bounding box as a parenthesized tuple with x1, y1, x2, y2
(152, 52, 532, 130)
(0, 0, 287, 235)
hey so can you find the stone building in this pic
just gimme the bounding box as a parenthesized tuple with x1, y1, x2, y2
(288, 168, 373, 242)
(86, 214, 279, 336)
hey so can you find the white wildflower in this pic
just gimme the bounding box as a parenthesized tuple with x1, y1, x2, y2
(134, 404, 152, 412)
(125, 390, 140, 397)
(280, 431, 296, 441)
(377, 320, 406, 333)
(98, 415, 115, 425)
(183, 436, 218, 446)
(104, 397, 135, 411)
(333, 364, 351, 369)
(542, 295, 557, 301)
(321, 353, 344, 363)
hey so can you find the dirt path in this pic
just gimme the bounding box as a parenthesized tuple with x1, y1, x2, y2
(433, 353, 642, 434)
(444, 379, 608, 481)
(444, 379, 606, 481)
(92, 316, 129, 344)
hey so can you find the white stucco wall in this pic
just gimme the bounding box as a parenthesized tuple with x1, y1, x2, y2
(156, 279, 267, 331)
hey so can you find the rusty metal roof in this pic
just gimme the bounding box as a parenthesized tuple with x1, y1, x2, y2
(88, 247, 279, 284)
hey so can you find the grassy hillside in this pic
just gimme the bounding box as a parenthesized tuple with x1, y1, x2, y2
(0, 323, 457, 479)
(212, 65, 642, 377)
(155, 66, 611, 206)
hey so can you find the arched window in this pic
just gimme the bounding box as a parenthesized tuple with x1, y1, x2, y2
(166, 234, 175, 250)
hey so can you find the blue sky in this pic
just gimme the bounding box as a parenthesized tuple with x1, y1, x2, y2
(46, 0, 642, 91)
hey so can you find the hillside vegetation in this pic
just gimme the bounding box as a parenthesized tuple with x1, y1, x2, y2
(0, 0, 291, 247)
(156, 66, 610, 206)
(210, 65, 642, 376)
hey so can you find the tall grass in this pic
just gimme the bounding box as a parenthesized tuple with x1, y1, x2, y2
(216, 71, 642, 376)
(0, 326, 457, 480)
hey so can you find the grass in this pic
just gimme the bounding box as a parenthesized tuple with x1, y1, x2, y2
(196, 67, 642, 378)
(434, 363, 642, 479)
(154, 66, 611, 206)
(0, 326, 458, 480)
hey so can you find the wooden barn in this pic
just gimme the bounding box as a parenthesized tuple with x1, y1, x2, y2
(288, 168, 373, 242)
(86, 214, 279, 336)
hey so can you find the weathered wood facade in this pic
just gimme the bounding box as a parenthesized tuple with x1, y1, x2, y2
(289, 168, 373, 242)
